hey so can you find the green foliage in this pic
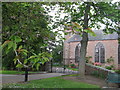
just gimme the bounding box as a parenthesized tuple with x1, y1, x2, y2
(70, 64, 76, 68)
(86, 56, 92, 63)
(106, 56, 114, 63)
(114, 70, 120, 74)
(2, 2, 57, 70)
(67, 67, 78, 71)
(0, 70, 41, 74)
(2, 36, 21, 53)
(64, 22, 96, 37)
(52, 42, 63, 63)
(16, 64, 24, 68)
(57, 2, 119, 34)
(10, 36, 22, 43)
(84, 29, 96, 36)
(25, 52, 52, 70)
(105, 65, 114, 70)
(2, 36, 52, 70)
(105, 66, 112, 70)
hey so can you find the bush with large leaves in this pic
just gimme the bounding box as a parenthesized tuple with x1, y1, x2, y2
(2, 36, 52, 70)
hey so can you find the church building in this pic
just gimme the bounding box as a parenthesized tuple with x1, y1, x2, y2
(63, 30, 120, 69)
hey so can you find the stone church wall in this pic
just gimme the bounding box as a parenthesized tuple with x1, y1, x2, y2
(64, 39, 119, 69)
(87, 40, 118, 69)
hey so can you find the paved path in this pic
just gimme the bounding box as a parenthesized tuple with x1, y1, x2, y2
(1, 73, 66, 84)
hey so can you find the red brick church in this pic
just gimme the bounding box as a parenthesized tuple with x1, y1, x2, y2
(63, 30, 120, 69)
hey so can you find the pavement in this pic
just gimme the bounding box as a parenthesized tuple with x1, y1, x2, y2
(1, 73, 66, 84)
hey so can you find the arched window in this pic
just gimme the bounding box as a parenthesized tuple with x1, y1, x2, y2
(75, 43, 81, 63)
(95, 42, 105, 63)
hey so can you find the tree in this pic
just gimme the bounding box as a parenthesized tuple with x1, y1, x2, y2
(52, 40, 63, 64)
(2, 2, 57, 82)
(51, 2, 119, 78)
(2, 2, 56, 70)
(2, 36, 52, 82)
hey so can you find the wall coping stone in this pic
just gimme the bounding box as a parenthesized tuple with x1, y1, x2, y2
(86, 63, 115, 73)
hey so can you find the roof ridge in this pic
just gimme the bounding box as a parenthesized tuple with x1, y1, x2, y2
(67, 31, 118, 43)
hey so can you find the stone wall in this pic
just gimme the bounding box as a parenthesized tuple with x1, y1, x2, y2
(63, 39, 119, 69)
(85, 63, 115, 79)
(85, 64, 120, 87)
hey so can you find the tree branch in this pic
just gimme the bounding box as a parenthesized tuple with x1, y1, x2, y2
(14, 50, 28, 68)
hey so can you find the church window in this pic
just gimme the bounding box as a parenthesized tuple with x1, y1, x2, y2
(75, 43, 81, 63)
(95, 42, 105, 63)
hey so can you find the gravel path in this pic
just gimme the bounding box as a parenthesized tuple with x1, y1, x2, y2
(1, 73, 66, 84)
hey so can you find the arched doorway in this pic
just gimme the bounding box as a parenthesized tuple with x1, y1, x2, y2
(95, 42, 105, 63)
(75, 43, 81, 63)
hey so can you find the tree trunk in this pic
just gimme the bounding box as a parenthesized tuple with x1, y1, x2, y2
(78, 2, 90, 79)
(25, 68, 28, 82)
(51, 59, 53, 73)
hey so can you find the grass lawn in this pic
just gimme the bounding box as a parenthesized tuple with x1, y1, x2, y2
(67, 67, 78, 71)
(0, 70, 42, 75)
(3, 76, 100, 88)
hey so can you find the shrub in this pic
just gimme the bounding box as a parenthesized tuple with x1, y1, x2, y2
(86, 56, 92, 63)
(114, 70, 120, 74)
(64, 65, 69, 68)
(94, 62, 101, 66)
(105, 65, 114, 70)
(70, 64, 76, 68)
(106, 56, 114, 63)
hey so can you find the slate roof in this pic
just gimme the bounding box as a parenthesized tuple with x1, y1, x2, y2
(67, 30, 118, 43)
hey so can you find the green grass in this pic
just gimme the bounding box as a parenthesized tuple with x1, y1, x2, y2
(3, 76, 100, 88)
(67, 67, 78, 71)
(63, 74, 79, 77)
(0, 70, 42, 75)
